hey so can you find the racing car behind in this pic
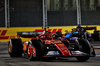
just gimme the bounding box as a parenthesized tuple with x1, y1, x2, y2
(64, 26, 97, 41)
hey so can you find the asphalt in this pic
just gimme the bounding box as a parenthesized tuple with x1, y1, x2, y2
(0, 41, 100, 66)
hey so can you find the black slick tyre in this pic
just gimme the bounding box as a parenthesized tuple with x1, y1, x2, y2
(28, 39, 44, 60)
(76, 39, 91, 61)
(8, 39, 23, 57)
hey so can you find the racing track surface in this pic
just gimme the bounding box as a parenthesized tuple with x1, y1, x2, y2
(0, 42, 100, 66)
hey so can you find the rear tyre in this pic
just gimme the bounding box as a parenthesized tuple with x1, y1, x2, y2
(76, 39, 90, 61)
(92, 31, 100, 41)
(28, 40, 44, 60)
(8, 39, 23, 57)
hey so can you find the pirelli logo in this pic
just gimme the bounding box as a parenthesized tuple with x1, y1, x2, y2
(0, 30, 15, 40)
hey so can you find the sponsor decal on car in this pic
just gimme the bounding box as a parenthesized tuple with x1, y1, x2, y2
(46, 51, 59, 55)
(54, 41, 62, 43)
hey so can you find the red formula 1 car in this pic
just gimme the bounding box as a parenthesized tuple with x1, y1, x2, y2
(8, 30, 95, 61)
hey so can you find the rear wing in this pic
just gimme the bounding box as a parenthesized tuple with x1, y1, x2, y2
(17, 32, 36, 38)
(72, 27, 96, 31)
(82, 27, 96, 30)
(17, 29, 45, 38)
(17, 29, 62, 38)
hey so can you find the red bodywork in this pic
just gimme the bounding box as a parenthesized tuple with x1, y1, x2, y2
(21, 30, 71, 57)
(38, 31, 71, 56)
(20, 30, 89, 57)
(41, 39, 71, 57)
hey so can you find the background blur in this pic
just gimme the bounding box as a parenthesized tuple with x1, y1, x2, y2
(0, 0, 100, 27)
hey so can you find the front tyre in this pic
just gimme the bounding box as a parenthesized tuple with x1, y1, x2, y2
(28, 40, 44, 60)
(76, 39, 90, 61)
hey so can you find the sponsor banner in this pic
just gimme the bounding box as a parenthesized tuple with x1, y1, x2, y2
(0, 27, 41, 42)
(0, 26, 100, 42)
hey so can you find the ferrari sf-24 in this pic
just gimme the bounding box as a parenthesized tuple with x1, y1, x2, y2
(8, 29, 95, 61)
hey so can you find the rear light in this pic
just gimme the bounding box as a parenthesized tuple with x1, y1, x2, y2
(17, 35, 20, 38)
(89, 34, 92, 37)
(76, 29, 79, 31)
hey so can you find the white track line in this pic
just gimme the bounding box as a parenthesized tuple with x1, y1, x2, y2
(96, 55, 100, 56)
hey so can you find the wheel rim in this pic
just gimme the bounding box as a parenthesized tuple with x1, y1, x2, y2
(28, 45, 36, 57)
(32, 47, 36, 56)
(28, 45, 31, 56)
(23, 43, 27, 52)
(8, 43, 12, 53)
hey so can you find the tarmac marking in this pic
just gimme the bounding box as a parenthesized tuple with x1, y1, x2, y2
(95, 49, 100, 51)
(96, 55, 100, 57)
(94, 46, 100, 51)
(93, 46, 100, 48)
